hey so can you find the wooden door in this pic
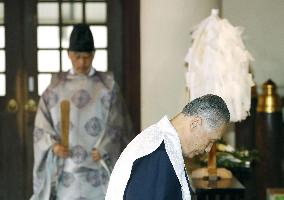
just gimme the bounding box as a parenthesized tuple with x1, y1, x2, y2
(0, 0, 36, 199)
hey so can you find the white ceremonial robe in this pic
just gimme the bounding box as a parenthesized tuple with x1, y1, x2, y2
(105, 116, 191, 200)
(30, 69, 132, 200)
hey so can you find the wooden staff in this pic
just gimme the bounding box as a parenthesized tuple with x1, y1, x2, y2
(60, 100, 70, 148)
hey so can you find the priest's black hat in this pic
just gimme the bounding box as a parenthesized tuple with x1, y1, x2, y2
(68, 24, 95, 52)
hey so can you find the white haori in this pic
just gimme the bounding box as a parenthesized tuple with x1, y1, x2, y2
(105, 116, 191, 200)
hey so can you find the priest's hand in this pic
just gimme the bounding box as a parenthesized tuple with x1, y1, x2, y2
(92, 148, 101, 161)
(53, 143, 69, 158)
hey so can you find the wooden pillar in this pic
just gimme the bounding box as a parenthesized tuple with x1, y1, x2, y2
(255, 79, 283, 200)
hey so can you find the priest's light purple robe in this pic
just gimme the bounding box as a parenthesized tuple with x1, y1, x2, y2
(30, 69, 133, 200)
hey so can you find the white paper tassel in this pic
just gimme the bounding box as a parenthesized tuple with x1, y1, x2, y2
(185, 9, 254, 122)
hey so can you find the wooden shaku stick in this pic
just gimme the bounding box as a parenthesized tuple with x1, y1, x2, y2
(60, 100, 70, 148)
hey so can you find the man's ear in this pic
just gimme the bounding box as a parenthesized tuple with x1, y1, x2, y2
(190, 116, 202, 129)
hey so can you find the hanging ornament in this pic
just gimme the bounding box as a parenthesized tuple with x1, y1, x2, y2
(185, 9, 254, 122)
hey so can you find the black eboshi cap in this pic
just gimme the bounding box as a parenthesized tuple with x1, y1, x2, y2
(68, 24, 95, 52)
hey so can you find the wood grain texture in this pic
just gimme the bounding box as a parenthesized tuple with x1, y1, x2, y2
(60, 100, 70, 148)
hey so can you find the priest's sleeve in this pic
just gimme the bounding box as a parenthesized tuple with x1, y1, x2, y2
(31, 94, 62, 200)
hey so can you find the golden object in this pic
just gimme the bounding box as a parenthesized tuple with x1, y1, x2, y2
(60, 100, 70, 148)
(24, 99, 37, 112)
(257, 79, 282, 113)
(7, 99, 18, 113)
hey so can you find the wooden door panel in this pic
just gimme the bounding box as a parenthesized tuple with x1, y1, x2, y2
(0, 0, 35, 199)
(0, 113, 25, 199)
